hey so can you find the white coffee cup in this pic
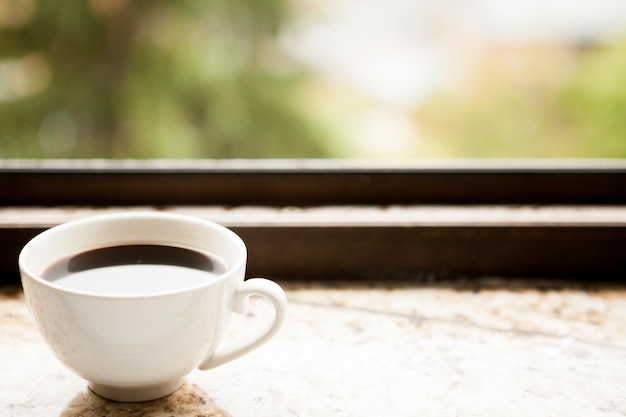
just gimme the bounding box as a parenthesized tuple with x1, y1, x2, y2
(19, 212, 287, 402)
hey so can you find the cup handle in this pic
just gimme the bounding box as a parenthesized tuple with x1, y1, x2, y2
(198, 278, 287, 370)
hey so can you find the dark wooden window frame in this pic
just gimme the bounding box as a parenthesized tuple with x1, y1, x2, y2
(2, 159, 626, 284)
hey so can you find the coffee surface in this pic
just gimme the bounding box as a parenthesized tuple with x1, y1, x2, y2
(42, 244, 228, 295)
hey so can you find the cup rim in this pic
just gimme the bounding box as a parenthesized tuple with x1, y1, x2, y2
(18, 211, 247, 299)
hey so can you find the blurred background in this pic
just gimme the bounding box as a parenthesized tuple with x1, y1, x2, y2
(1, 0, 626, 159)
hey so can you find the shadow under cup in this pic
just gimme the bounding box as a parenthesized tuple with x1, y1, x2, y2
(18, 212, 287, 402)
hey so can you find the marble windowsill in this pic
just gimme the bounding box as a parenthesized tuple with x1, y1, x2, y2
(2, 281, 626, 417)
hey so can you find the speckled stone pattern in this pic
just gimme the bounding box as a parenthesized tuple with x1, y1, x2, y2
(2, 281, 626, 416)
(61, 383, 229, 417)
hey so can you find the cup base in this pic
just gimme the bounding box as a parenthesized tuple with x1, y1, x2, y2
(89, 378, 185, 402)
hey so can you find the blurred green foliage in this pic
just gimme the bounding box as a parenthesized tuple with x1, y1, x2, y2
(417, 41, 626, 158)
(557, 41, 626, 157)
(0, 0, 332, 158)
(2, 1, 626, 159)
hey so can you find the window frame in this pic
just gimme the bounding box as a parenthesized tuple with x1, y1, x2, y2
(2, 159, 626, 284)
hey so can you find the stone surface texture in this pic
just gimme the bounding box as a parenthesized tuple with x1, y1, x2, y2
(1, 281, 626, 417)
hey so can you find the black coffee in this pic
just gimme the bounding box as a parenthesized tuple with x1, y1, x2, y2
(42, 244, 228, 295)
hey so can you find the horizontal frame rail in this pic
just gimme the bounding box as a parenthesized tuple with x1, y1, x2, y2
(2, 206, 626, 284)
(2, 159, 626, 205)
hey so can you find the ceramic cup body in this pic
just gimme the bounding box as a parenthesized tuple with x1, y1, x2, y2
(19, 212, 287, 402)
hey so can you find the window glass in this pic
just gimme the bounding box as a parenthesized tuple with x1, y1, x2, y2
(1, 0, 626, 159)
